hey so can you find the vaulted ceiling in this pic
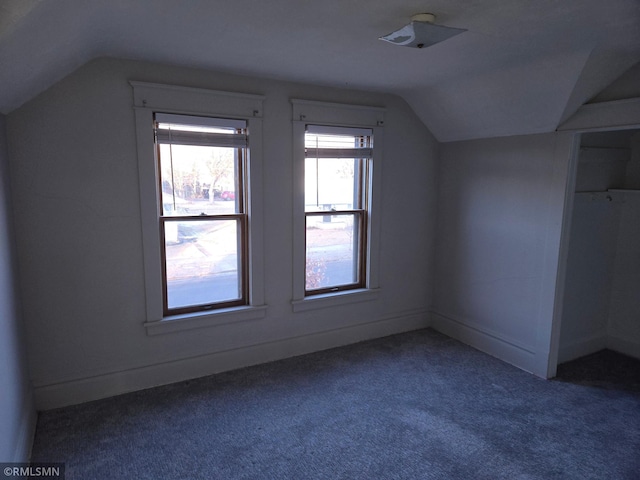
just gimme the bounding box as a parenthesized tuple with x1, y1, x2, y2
(1, 0, 639, 141)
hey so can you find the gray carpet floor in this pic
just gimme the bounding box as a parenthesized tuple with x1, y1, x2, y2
(31, 329, 640, 479)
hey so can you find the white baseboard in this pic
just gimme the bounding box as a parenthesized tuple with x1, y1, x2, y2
(34, 310, 429, 410)
(13, 387, 37, 462)
(607, 334, 640, 360)
(430, 311, 540, 375)
(557, 332, 607, 364)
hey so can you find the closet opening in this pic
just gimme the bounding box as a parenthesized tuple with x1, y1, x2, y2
(555, 128, 640, 369)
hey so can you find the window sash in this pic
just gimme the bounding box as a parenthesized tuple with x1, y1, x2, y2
(303, 126, 372, 297)
(304, 210, 367, 295)
(155, 113, 249, 315)
(160, 214, 248, 315)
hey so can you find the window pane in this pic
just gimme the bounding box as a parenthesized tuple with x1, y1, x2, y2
(306, 213, 361, 290)
(305, 158, 357, 211)
(159, 144, 240, 216)
(164, 218, 242, 309)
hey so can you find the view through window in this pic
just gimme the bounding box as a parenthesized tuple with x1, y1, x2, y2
(155, 113, 248, 314)
(304, 126, 373, 294)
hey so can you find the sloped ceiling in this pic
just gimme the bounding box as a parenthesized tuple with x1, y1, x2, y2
(1, 0, 639, 141)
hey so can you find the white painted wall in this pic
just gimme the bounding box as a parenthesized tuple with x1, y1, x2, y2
(6, 58, 438, 409)
(432, 133, 575, 377)
(0, 114, 35, 461)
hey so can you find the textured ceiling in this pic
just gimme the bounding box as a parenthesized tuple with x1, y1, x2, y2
(1, 0, 639, 141)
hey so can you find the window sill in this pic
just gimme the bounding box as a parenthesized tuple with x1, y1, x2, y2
(144, 305, 267, 336)
(291, 288, 380, 313)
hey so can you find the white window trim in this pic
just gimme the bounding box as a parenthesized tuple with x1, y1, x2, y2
(131, 82, 267, 335)
(291, 99, 385, 312)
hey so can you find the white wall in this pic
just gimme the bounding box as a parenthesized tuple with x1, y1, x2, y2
(0, 114, 36, 461)
(432, 133, 575, 377)
(7, 58, 438, 409)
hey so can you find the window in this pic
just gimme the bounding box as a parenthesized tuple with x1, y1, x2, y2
(304, 125, 373, 294)
(132, 82, 266, 334)
(155, 113, 248, 315)
(291, 99, 384, 311)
